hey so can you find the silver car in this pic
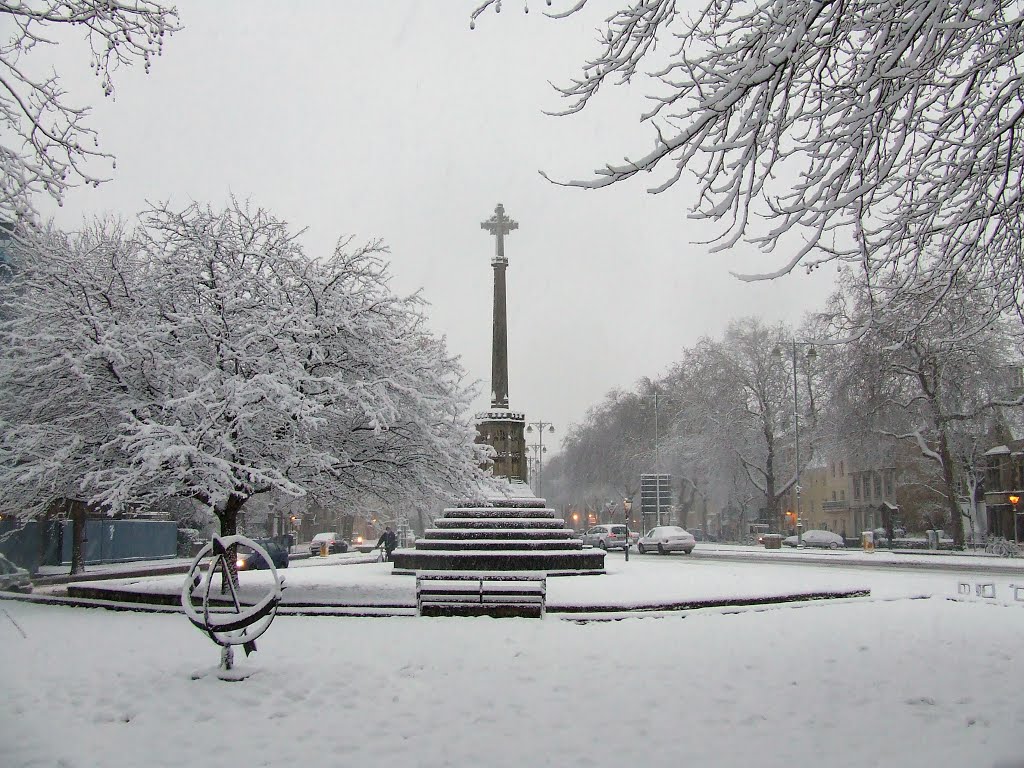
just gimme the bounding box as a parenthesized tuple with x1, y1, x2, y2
(637, 526, 696, 555)
(581, 524, 631, 551)
(782, 529, 845, 549)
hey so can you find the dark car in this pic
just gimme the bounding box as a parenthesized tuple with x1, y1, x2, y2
(309, 532, 349, 556)
(236, 539, 289, 571)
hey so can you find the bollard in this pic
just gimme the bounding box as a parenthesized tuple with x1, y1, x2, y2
(320, 541, 329, 557)
(861, 529, 875, 553)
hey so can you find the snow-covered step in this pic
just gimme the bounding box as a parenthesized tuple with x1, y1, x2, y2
(414, 539, 583, 551)
(433, 517, 566, 529)
(422, 528, 574, 540)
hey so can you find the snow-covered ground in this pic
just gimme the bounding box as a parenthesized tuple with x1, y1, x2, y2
(3, 556, 1024, 768)
(59, 545, 1023, 609)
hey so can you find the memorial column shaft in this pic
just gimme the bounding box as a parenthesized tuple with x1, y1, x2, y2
(491, 261, 509, 409)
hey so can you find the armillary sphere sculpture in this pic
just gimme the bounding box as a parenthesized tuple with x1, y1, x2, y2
(181, 534, 285, 679)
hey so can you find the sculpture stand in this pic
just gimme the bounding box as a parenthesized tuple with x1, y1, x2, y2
(182, 535, 284, 681)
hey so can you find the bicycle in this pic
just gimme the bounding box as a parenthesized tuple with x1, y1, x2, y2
(985, 537, 1020, 558)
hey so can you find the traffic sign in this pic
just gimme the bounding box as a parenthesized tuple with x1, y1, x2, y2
(640, 473, 672, 519)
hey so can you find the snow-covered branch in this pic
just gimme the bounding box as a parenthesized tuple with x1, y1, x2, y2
(0, 1, 179, 223)
(472, 0, 1024, 317)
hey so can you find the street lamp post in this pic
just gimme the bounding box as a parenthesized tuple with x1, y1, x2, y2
(528, 442, 546, 490)
(623, 497, 632, 562)
(526, 420, 555, 496)
(774, 340, 816, 547)
(1010, 494, 1020, 543)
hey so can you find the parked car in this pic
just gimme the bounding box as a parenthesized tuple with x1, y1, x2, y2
(581, 524, 631, 551)
(782, 530, 846, 549)
(309, 532, 349, 556)
(0, 553, 33, 593)
(236, 539, 289, 571)
(637, 526, 697, 555)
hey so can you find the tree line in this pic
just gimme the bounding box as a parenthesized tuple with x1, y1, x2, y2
(543, 273, 1024, 547)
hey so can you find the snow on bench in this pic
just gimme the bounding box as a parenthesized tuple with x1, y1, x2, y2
(415, 570, 547, 619)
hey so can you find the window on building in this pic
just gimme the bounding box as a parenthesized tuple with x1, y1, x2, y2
(987, 458, 1004, 493)
(840, 490, 845, 501)
(840, 461, 844, 476)
(873, 472, 883, 499)
(831, 463, 836, 478)
(831, 491, 837, 502)
(853, 475, 861, 500)
(884, 470, 894, 497)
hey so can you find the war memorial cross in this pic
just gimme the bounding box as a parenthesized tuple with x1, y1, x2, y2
(481, 203, 518, 263)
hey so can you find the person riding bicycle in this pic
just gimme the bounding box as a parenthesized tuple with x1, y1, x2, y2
(376, 526, 398, 562)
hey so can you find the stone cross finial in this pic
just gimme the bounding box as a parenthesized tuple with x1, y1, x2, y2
(481, 203, 518, 264)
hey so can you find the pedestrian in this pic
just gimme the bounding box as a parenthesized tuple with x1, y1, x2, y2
(376, 526, 398, 562)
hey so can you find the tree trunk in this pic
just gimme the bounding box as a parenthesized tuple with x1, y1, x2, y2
(69, 499, 87, 575)
(936, 430, 965, 548)
(764, 431, 781, 532)
(217, 493, 245, 593)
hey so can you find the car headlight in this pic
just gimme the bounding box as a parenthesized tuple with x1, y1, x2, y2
(236, 558, 246, 569)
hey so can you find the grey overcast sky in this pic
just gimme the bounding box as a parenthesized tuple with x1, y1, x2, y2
(39, 1, 837, 453)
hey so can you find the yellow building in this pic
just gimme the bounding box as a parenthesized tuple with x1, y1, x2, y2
(785, 459, 851, 535)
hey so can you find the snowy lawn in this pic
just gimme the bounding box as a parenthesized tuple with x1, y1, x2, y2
(4, 559, 1024, 768)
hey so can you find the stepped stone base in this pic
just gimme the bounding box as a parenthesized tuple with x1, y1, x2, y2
(393, 492, 605, 576)
(391, 548, 605, 574)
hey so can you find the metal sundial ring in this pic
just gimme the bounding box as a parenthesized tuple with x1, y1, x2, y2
(181, 534, 285, 679)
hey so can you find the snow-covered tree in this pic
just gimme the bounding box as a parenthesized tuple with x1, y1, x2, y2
(0, 202, 492, 573)
(1, 1, 179, 224)
(557, 386, 652, 504)
(670, 318, 817, 532)
(823, 276, 1023, 547)
(472, 0, 1024, 317)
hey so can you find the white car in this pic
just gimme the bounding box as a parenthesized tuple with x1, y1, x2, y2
(637, 526, 696, 555)
(0, 553, 32, 593)
(782, 530, 846, 549)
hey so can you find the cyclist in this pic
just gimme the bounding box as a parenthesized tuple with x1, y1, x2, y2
(376, 526, 398, 562)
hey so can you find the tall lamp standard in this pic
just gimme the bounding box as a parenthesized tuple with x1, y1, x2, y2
(526, 420, 555, 496)
(774, 340, 817, 547)
(528, 442, 546, 490)
(1011, 494, 1021, 543)
(623, 497, 632, 562)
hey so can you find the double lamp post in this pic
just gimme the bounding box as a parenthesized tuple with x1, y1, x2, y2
(526, 419, 555, 496)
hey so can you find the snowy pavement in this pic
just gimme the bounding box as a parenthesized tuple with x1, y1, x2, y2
(2, 557, 1024, 768)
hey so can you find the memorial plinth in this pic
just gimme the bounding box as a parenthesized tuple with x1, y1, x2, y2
(391, 494, 605, 575)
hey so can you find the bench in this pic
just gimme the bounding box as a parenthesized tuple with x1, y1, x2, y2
(415, 570, 547, 618)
